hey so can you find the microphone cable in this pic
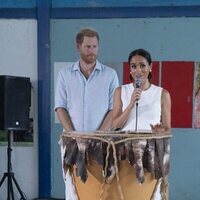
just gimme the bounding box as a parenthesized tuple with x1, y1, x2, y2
(135, 101, 139, 132)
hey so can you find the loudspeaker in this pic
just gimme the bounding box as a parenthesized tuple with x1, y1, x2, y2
(0, 75, 31, 131)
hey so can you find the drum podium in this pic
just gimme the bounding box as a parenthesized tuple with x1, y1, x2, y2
(60, 130, 172, 200)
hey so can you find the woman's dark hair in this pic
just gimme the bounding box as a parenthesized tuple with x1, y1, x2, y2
(128, 48, 152, 81)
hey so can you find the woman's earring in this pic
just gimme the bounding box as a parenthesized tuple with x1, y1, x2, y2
(129, 72, 133, 81)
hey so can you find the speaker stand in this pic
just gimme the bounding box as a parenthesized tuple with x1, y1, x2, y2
(0, 130, 26, 200)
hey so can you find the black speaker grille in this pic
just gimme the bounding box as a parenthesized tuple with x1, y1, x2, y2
(0, 75, 31, 130)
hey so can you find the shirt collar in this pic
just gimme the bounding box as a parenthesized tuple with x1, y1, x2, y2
(72, 60, 103, 71)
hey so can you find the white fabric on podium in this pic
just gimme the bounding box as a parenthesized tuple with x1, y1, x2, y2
(59, 139, 78, 200)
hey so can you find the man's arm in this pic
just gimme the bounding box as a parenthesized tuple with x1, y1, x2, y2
(56, 107, 74, 131)
(98, 110, 113, 131)
(98, 69, 119, 131)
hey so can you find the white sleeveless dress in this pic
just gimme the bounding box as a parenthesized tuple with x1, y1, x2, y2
(121, 83, 162, 131)
(121, 83, 163, 200)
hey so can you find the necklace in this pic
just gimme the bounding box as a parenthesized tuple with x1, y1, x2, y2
(143, 83, 151, 91)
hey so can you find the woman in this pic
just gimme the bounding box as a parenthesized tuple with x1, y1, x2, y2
(110, 48, 171, 200)
(112, 48, 171, 133)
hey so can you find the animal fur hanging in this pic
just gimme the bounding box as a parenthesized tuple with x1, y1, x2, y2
(61, 131, 172, 200)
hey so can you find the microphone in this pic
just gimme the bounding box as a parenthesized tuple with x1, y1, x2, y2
(135, 76, 142, 88)
(135, 76, 142, 132)
(135, 76, 142, 103)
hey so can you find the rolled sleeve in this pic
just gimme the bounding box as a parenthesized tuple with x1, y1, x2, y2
(55, 69, 68, 111)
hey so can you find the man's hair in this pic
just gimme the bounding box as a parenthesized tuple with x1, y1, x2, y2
(76, 28, 99, 44)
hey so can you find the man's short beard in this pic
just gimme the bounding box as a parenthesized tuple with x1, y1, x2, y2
(82, 54, 97, 64)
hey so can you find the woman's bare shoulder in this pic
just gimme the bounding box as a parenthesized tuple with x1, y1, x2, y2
(161, 88, 171, 104)
(162, 88, 170, 97)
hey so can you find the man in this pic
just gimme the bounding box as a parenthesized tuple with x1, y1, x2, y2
(55, 28, 119, 200)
